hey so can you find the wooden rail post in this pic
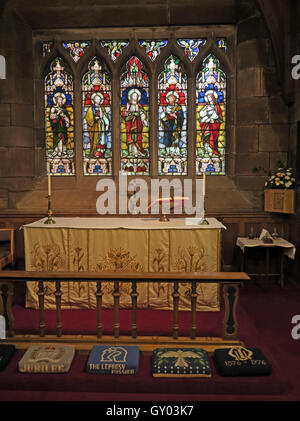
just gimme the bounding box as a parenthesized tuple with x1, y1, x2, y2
(37, 281, 45, 337)
(55, 281, 62, 337)
(222, 283, 240, 340)
(172, 281, 179, 339)
(130, 280, 138, 339)
(96, 281, 103, 338)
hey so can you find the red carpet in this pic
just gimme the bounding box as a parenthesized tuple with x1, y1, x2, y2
(1, 283, 300, 400)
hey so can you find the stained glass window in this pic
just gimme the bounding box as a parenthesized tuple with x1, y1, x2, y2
(62, 41, 91, 63)
(177, 39, 206, 61)
(45, 57, 75, 175)
(43, 42, 53, 56)
(216, 38, 227, 52)
(82, 57, 112, 176)
(158, 55, 187, 175)
(120, 56, 149, 175)
(101, 41, 129, 62)
(139, 40, 167, 61)
(196, 54, 226, 175)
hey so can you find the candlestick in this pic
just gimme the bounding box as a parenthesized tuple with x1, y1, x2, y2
(48, 173, 51, 196)
(200, 172, 209, 225)
(44, 194, 56, 224)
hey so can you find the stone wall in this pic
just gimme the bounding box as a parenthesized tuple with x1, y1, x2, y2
(0, 0, 290, 217)
(0, 12, 36, 211)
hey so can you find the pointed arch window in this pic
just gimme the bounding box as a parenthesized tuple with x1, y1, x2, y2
(120, 56, 150, 175)
(82, 57, 112, 176)
(41, 33, 231, 179)
(45, 57, 75, 175)
(158, 55, 188, 175)
(196, 54, 226, 175)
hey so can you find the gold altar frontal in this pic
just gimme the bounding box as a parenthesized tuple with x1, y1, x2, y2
(24, 217, 225, 311)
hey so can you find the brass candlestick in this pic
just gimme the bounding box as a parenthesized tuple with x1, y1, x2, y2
(159, 213, 170, 222)
(44, 194, 56, 224)
(200, 195, 209, 225)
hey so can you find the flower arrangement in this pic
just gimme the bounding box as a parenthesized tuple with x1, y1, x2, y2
(265, 165, 296, 189)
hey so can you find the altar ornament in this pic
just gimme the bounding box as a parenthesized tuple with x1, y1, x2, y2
(148, 197, 190, 222)
(44, 174, 56, 224)
(248, 225, 255, 239)
(200, 173, 209, 225)
(272, 227, 280, 240)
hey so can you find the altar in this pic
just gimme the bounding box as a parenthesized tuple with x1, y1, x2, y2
(24, 217, 226, 311)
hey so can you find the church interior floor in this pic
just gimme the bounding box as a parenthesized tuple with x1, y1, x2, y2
(0, 281, 300, 401)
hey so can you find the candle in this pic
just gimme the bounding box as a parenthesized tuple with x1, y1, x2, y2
(48, 173, 51, 196)
(203, 173, 206, 197)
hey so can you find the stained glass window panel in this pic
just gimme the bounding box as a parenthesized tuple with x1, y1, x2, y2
(177, 39, 206, 61)
(43, 42, 53, 56)
(82, 57, 112, 176)
(158, 55, 187, 175)
(62, 41, 91, 63)
(139, 40, 167, 61)
(45, 57, 75, 175)
(101, 41, 129, 62)
(196, 54, 226, 175)
(120, 56, 150, 175)
(216, 38, 227, 52)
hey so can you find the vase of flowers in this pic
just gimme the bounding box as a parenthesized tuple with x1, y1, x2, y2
(264, 166, 296, 214)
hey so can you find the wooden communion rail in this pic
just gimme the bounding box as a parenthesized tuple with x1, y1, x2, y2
(0, 271, 250, 352)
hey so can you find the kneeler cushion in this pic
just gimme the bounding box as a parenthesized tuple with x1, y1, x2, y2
(152, 348, 211, 378)
(87, 345, 140, 374)
(18, 344, 75, 373)
(214, 347, 272, 377)
(0, 344, 16, 371)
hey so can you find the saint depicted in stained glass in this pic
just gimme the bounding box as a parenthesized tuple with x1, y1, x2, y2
(177, 39, 206, 61)
(158, 55, 187, 175)
(101, 41, 129, 62)
(82, 57, 112, 175)
(196, 54, 226, 175)
(216, 38, 227, 52)
(139, 40, 167, 61)
(43, 42, 53, 56)
(62, 41, 91, 63)
(45, 57, 75, 175)
(120, 56, 149, 175)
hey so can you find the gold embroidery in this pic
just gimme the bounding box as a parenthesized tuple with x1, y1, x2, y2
(228, 347, 253, 362)
(152, 248, 167, 297)
(96, 247, 143, 295)
(174, 245, 207, 303)
(31, 243, 65, 296)
(72, 247, 86, 297)
(31, 243, 65, 272)
(175, 246, 205, 272)
(96, 247, 143, 272)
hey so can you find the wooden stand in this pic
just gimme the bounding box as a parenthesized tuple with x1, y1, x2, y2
(264, 189, 295, 214)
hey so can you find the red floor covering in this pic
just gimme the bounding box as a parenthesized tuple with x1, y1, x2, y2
(0, 283, 300, 401)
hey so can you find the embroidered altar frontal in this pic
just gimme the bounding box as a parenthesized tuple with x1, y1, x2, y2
(152, 348, 211, 377)
(87, 345, 139, 374)
(24, 218, 224, 311)
(18, 344, 75, 373)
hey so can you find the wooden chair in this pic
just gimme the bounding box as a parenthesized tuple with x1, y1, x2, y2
(0, 229, 15, 270)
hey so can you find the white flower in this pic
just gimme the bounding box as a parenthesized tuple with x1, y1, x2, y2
(285, 181, 292, 188)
